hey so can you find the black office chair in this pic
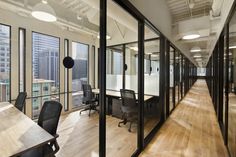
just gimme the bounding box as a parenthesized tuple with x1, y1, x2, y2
(21, 101, 62, 157)
(80, 84, 98, 116)
(15, 92, 27, 112)
(118, 89, 138, 132)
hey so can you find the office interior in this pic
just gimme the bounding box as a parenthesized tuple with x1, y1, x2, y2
(0, 0, 236, 157)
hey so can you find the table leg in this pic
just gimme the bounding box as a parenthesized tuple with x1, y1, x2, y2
(107, 97, 113, 115)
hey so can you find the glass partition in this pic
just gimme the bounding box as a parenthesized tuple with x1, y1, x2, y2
(228, 10, 236, 156)
(106, 1, 138, 156)
(106, 47, 123, 91)
(169, 47, 175, 112)
(144, 25, 160, 138)
(175, 51, 180, 104)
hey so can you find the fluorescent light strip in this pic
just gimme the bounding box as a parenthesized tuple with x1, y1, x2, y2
(182, 34, 200, 40)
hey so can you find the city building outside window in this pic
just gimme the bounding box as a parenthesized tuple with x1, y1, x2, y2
(32, 32, 60, 119)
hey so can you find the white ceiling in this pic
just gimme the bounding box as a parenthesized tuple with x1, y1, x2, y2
(167, 0, 213, 23)
(166, 0, 224, 67)
(1, 0, 234, 67)
(0, 0, 158, 52)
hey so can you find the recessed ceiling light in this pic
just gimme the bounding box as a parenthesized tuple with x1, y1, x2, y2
(190, 46, 201, 52)
(130, 47, 138, 51)
(182, 34, 200, 40)
(193, 54, 201, 58)
(195, 58, 202, 61)
(97, 35, 111, 40)
(229, 45, 236, 49)
(32, 0, 57, 22)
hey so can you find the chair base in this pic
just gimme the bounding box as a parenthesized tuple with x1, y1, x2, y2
(80, 104, 99, 116)
(118, 115, 137, 132)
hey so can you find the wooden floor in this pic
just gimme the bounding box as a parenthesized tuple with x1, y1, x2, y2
(56, 111, 138, 157)
(140, 80, 229, 157)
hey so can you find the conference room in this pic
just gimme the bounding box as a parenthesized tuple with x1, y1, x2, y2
(0, 0, 195, 157)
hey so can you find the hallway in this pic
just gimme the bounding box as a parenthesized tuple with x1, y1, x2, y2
(140, 80, 228, 157)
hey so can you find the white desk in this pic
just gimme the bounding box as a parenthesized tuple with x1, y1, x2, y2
(0, 102, 54, 157)
(92, 89, 153, 101)
(92, 89, 154, 115)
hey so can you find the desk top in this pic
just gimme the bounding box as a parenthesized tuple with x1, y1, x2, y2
(92, 89, 153, 101)
(0, 102, 54, 157)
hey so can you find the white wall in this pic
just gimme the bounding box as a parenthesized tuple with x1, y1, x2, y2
(0, 8, 96, 117)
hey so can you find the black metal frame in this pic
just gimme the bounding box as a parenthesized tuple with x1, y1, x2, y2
(18, 28, 26, 93)
(99, 0, 107, 156)
(64, 39, 69, 112)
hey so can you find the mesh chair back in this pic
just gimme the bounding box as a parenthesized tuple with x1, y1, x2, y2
(120, 89, 137, 109)
(82, 84, 93, 100)
(15, 92, 27, 111)
(38, 101, 62, 136)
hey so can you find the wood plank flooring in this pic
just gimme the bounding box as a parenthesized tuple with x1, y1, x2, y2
(140, 80, 228, 157)
(56, 111, 138, 157)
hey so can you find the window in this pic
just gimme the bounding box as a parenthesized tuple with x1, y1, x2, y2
(32, 32, 60, 119)
(0, 24, 10, 102)
(106, 48, 123, 91)
(72, 42, 88, 108)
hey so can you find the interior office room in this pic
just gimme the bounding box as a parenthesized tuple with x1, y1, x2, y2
(0, 0, 236, 157)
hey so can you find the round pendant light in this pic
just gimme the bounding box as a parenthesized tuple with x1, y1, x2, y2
(32, 0, 57, 22)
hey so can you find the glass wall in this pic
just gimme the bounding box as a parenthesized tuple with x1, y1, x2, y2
(71, 42, 89, 108)
(106, 1, 138, 156)
(169, 47, 175, 112)
(228, 10, 236, 157)
(106, 47, 123, 91)
(144, 25, 160, 138)
(0, 24, 10, 102)
(175, 51, 180, 104)
(32, 32, 60, 119)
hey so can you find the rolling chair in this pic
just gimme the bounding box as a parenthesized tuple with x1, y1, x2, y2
(80, 84, 98, 116)
(118, 89, 138, 132)
(15, 92, 27, 112)
(21, 101, 62, 157)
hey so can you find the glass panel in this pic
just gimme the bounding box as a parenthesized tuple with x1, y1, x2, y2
(175, 51, 179, 104)
(169, 47, 174, 112)
(106, 1, 138, 156)
(125, 43, 138, 93)
(144, 25, 160, 138)
(106, 47, 123, 91)
(228, 10, 236, 157)
(71, 42, 88, 108)
(0, 24, 10, 102)
(32, 32, 60, 119)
